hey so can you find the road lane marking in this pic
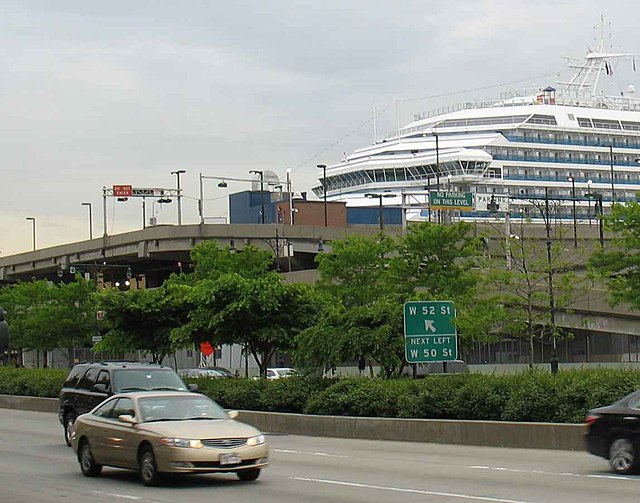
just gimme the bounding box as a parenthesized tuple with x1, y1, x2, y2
(291, 476, 535, 503)
(91, 491, 142, 500)
(470, 465, 638, 482)
(273, 448, 347, 458)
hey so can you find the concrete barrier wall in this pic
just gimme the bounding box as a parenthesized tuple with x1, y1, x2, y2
(0, 395, 58, 414)
(0, 395, 585, 450)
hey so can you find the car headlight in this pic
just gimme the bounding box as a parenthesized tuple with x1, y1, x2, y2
(247, 434, 266, 446)
(160, 437, 203, 449)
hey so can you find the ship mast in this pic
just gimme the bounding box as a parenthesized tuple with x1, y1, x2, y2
(558, 16, 635, 97)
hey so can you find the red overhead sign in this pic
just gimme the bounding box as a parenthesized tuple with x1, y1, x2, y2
(113, 185, 133, 197)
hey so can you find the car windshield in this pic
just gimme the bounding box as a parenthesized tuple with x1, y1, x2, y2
(138, 395, 229, 422)
(113, 369, 187, 392)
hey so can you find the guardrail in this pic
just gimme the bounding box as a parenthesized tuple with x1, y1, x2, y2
(0, 394, 585, 451)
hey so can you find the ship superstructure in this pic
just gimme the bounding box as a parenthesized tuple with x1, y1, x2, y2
(314, 26, 640, 222)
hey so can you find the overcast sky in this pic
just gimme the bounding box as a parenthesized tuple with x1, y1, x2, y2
(1, 1, 639, 255)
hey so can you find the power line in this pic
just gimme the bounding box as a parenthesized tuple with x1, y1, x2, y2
(291, 69, 564, 172)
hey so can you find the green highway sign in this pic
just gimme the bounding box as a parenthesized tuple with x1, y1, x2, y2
(404, 301, 458, 363)
(429, 191, 473, 210)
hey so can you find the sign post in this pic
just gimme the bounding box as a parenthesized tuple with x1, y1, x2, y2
(404, 301, 457, 364)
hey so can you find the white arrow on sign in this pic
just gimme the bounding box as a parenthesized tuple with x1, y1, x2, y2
(424, 320, 436, 333)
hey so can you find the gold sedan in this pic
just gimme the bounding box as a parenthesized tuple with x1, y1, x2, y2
(71, 391, 268, 486)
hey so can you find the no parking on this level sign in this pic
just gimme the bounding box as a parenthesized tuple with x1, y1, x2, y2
(404, 301, 458, 363)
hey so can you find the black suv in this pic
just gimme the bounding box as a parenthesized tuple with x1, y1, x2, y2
(58, 361, 195, 446)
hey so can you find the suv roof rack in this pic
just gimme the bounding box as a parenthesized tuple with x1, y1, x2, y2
(78, 360, 162, 366)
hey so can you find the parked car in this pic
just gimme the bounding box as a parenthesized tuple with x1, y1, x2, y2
(59, 361, 194, 447)
(266, 368, 297, 380)
(180, 367, 234, 379)
(72, 391, 268, 485)
(585, 389, 640, 474)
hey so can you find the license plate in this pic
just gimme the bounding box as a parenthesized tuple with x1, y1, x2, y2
(219, 453, 241, 465)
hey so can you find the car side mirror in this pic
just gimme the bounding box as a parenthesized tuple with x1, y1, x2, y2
(92, 383, 108, 393)
(187, 383, 199, 392)
(227, 410, 239, 419)
(117, 414, 137, 424)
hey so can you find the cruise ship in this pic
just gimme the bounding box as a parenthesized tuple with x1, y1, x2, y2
(313, 31, 640, 222)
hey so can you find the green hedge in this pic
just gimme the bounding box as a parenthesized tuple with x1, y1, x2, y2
(0, 367, 66, 397)
(3, 367, 640, 423)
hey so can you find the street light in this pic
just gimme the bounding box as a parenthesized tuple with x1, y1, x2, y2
(286, 167, 294, 226)
(25, 217, 36, 251)
(365, 193, 394, 231)
(585, 190, 604, 248)
(587, 179, 593, 228)
(81, 202, 93, 240)
(150, 198, 172, 226)
(567, 176, 577, 247)
(317, 164, 328, 227)
(170, 170, 186, 225)
(609, 145, 615, 205)
(249, 170, 265, 224)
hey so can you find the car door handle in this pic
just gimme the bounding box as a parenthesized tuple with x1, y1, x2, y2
(623, 416, 640, 421)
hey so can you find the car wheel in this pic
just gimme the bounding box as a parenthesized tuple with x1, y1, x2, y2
(64, 412, 76, 447)
(140, 446, 162, 486)
(79, 440, 102, 477)
(609, 436, 638, 475)
(237, 468, 261, 482)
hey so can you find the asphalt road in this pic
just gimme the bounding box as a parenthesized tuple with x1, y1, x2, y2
(1, 408, 638, 503)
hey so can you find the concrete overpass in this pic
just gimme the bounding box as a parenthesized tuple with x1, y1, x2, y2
(1, 221, 638, 363)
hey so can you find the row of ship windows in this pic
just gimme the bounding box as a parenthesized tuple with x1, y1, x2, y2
(502, 167, 639, 182)
(488, 147, 640, 166)
(323, 161, 488, 191)
(477, 187, 636, 201)
(400, 115, 640, 140)
(505, 131, 640, 149)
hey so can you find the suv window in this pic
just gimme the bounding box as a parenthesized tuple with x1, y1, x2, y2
(63, 366, 87, 388)
(113, 369, 187, 392)
(95, 370, 111, 391)
(78, 368, 100, 390)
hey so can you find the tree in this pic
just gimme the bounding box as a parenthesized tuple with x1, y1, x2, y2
(172, 241, 323, 376)
(485, 222, 587, 366)
(0, 278, 96, 365)
(590, 202, 640, 308)
(96, 284, 189, 364)
(297, 223, 488, 377)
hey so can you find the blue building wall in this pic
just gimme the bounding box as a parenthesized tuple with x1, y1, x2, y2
(347, 207, 402, 226)
(229, 191, 275, 224)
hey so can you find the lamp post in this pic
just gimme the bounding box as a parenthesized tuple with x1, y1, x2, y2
(567, 176, 577, 247)
(587, 179, 593, 227)
(81, 202, 93, 240)
(365, 193, 394, 231)
(26, 217, 36, 251)
(249, 170, 265, 224)
(434, 133, 441, 224)
(609, 145, 615, 205)
(318, 164, 328, 227)
(585, 191, 605, 248)
(286, 167, 294, 226)
(170, 170, 186, 225)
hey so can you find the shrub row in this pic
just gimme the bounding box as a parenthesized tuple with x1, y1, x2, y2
(0, 367, 67, 397)
(3, 367, 640, 423)
(192, 368, 640, 424)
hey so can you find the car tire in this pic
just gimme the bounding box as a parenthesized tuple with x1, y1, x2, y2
(64, 412, 76, 447)
(79, 440, 102, 477)
(237, 468, 261, 482)
(609, 436, 639, 475)
(140, 446, 162, 486)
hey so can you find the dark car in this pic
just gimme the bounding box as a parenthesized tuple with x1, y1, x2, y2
(180, 368, 233, 379)
(59, 361, 194, 446)
(585, 390, 640, 474)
